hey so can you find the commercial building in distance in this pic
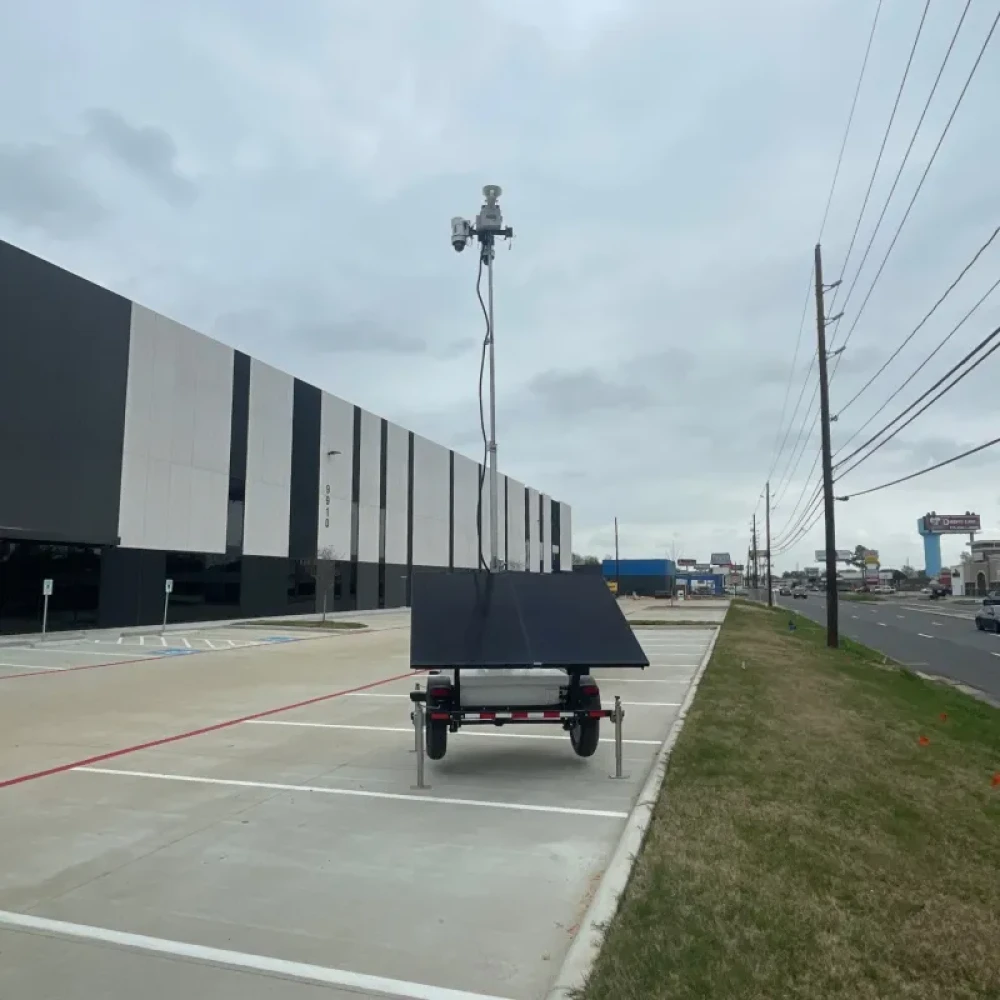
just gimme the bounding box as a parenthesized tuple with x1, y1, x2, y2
(0, 240, 571, 635)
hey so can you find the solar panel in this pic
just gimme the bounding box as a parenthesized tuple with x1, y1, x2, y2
(409, 570, 650, 670)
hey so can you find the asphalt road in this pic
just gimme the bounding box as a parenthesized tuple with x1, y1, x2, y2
(774, 593, 1000, 703)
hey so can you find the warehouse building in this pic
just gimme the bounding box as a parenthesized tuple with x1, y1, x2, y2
(0, 240, 571, 635)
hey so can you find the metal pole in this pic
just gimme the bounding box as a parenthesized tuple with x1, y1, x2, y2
(610, 696, 628, 780)
(486, 239, 500, 572)
(161, 591, 169, 634)
(412, 698, 429, 789)
(614, 517, 620, 593)
(411, 683, 421, 753)
(41, 594, 49, 637)
(765, 480, 773, 607)
(815, 243, 840, 648)
(321, 588, 328, 623)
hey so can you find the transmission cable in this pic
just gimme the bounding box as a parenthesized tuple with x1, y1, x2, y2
(835, 270, 1000, 457)
(760, 0, 883, 507)
(839, 435, 1000, 500)
(829, 0, 932, 312)
(833, 5, 998, 355)
(834, 324, 1000, 478)
(836, 224, 1000, 419)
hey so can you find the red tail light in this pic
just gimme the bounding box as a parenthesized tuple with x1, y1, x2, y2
(428, 686, 451, 701)
(581, 684, 599, 696)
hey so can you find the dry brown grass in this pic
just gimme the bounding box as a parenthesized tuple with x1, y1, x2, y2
(580, 602, 1000, 1000)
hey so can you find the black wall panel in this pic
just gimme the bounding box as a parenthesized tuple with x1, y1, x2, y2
(98, 547, 166, 628)
(0, 240, 132, 544)
(356, 561, 380, 610)
(288, 379, 321, 559)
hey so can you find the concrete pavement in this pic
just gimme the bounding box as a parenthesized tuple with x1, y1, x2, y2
(0, 610, 719, 999)
(775, 593, 1000, 703)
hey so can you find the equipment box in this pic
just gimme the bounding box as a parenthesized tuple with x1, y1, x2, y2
(458, 668, 567, 708)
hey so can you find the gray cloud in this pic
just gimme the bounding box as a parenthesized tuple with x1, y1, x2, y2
(84, 108, 197, 206)
(0, 141, 108, 238)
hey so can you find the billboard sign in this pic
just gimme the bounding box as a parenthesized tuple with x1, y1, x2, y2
(815, 549, 854, 562)
(710, 552, 732, 566)
(694, 564, 711, 573)
(922, 513, 981, 534)
(804, 566, 820, 577)
(677, 558, 697, 567)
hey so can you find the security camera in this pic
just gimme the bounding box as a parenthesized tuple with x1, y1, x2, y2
(451, 216, 472, 252)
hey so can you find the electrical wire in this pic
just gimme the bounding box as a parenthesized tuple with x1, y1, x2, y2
(772, 448, 823, 543)
(836, 224, 1000, 419)
(833, 4, 996, 356)
(758, 0, 883, 512)
(474, 253, 490, 572)
(829, 0, 932, 312)
(834, 270, 1000, 457)
(834, 323, 1000, 478)
(837, 435, 1000, 499)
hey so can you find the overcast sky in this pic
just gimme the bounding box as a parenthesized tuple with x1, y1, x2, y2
(1, 0, 997, 572)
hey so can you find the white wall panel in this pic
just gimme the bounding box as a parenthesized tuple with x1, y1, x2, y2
(411, 434, 450, 567)
(317, 392, 354, 561)
(478, 467, 508, 569)
(559, 502, 572, 570)
(542, 495, 553, 572)
(243, 359, 293, 557)
(527, 487, 541, 572)
(118, 305, 232, 553)
(384, 422, 409, 564)
(505, 477, 526, 571)
(357, 409, 382, 563)
(453, 452, 480, 569)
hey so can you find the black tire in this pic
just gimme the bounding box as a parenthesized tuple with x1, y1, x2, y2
(976, 619, 984, 631)
(570, 694, 602, 758)
(426, 719, 448, 760)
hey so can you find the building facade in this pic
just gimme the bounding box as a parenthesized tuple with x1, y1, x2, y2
(0, 240, 572, 635)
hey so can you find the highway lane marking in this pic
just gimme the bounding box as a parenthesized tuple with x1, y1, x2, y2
(897, 615, 905, 619)
(918, 633, 933, 639)
(76, 767, 630, 819)
(0, 909, 512, 1000)
(993, 653, 1000, 659)
(243, 720, 663, 745)
(851, 614, 859, 619)
(877, 622, 886, 627)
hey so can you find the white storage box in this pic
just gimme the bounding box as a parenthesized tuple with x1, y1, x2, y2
(458, 668, 568, 708)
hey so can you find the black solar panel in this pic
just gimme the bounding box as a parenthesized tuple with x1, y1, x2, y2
(409, 571, 650, 670)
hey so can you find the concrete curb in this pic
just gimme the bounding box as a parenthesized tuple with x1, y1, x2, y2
(545, 618, 724, 999)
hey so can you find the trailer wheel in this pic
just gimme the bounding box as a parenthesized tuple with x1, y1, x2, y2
(570, 696, 601, 758)
(426, 718, 448, 760)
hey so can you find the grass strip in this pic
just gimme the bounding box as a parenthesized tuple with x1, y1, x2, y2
(581, 600, 1000, 1000)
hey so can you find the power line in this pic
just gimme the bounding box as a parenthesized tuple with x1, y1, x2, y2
(834, 269, 1000, 457)
(773, 483, 823, 552)
(772, 448, 823, 542)
(761, 1, 883, 506)
(774, 494, 825, 555)
(833, 5, 998, 355)
(837, 435, 1000, 499)
(836, 224, 1000, 419)
(829, 0, 932, 310)
(834, 323, 1000, 477)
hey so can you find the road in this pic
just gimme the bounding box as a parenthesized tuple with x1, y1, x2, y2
(775, 593, 1000, 704)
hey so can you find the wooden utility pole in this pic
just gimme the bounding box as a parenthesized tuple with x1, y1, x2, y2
(765, 480, 773, 607)
(815, 243, 840, 648)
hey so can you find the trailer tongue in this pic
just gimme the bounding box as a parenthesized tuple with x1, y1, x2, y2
(408, 571, 649, 761)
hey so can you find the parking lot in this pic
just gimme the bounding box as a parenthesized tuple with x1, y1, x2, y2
(0, 614, 719, 999)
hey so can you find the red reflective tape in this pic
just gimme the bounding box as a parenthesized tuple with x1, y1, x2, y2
(479, 711, 496, 721)
(588, 711, 604, 719)
(429, 712, 450, 721)
(542, 711, 561, 719)
(511, 711, 528, 720)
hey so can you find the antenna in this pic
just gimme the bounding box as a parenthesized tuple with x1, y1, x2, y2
(450, 186, 514, 572)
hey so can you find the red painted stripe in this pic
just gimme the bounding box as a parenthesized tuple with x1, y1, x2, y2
(0, 654, 166, 682)
(478, 711, 496, 721)
(0, 668, 425, 791)
(542, 711, 560, 719)
(511, 711, 528, 720)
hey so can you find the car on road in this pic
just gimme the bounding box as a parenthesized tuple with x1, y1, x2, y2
(792, 586, 808, 599)
(778, 585, 792, 596)
(974, 597, 1000, 633)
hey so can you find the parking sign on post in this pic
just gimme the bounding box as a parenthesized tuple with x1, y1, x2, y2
(41, 579, 53, 636)
(162, 579, 173, 633)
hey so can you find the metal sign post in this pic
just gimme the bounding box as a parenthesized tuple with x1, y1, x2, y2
(41, 578, 53, 637)
(162, 578, 173, 634)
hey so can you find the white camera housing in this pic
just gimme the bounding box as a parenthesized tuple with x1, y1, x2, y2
(451, 217, 472, 252)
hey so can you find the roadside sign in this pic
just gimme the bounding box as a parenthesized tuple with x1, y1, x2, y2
(165, 578, 174, 595)
(42, 578, 53, 597)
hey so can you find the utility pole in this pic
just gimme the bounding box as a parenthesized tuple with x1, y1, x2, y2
(815, 243, 839, 648)
(751, 515, 758, 592)
(765, 481, 773, 607)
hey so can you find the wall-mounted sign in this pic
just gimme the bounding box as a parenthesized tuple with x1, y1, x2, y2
(42, 578, 53, 597)
(324, 484, 331, 529)
(815, 549, 854, 562)
(165, 578, 174, 595)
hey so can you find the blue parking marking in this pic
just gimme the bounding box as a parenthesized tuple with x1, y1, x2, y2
(265, 636, 298, 644)
(148, 648, 196, 656)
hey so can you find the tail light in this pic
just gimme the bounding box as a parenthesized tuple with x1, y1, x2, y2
(428, 685, 452, 701)
(581, 684, 599, 696)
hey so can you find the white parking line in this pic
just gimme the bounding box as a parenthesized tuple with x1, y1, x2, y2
(181, 637, 192, 648)
(931, 622, 943, 627)
(993, 652, 1000, 658)
(877, 622, 886, 627)
(0, 662, 67, 671)
(76, 767, 630, 819)
(0, 647, 145, 660)
(0, 909, 509, 1000)
(918, 633, 933, 639)
(244, 720, 662, 745)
